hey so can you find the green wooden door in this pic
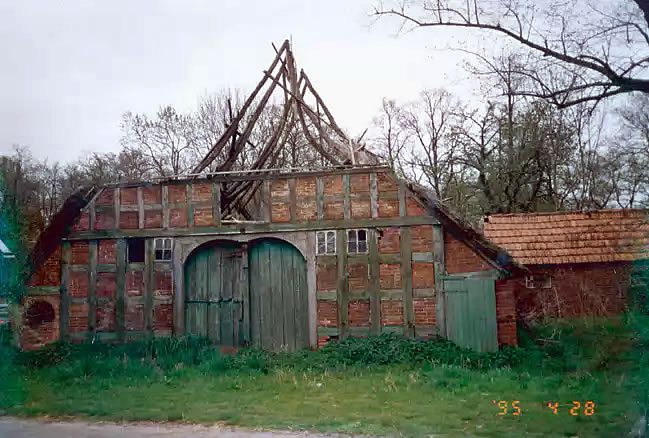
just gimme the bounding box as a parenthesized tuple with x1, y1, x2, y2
(248, 239, 308, 352)
(185, 241, 247, 346)
(442, 276, 498, 352)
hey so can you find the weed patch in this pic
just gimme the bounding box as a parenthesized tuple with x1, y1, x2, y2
(2, 317, 647, 437)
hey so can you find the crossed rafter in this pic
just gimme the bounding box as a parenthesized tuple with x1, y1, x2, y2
(191, 39, 380, 218)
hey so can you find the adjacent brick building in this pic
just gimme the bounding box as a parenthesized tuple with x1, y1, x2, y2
(484, 209, 649, 321)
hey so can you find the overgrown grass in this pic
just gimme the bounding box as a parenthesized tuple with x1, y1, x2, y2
(1, 317, 647, 437)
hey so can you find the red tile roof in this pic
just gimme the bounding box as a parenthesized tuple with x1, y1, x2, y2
(483, 209, 649, 265)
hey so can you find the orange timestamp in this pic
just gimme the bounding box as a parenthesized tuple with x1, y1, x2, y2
(493, 400, 596, 416)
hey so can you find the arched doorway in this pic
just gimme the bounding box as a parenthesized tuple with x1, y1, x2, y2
(248, 238, 308, 351)
(184, 238, 309, 351)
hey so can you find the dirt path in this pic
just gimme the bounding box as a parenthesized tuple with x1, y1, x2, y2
(0, 417, 356, 438)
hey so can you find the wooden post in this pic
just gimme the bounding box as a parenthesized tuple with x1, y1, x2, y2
(162, 186, 169, 229)
(137, 187, 144, 229)
(315, 177, 324, 220)
(400, 227, 414, 337)
(172, 240, 185, 337)
(368, 229, 380, 334)
(60, 241, 71, 340)
(343, 174, 351, 220)
(114, 188, 121, 230)
(433, 225, 446, 337)
(398, 180, 406, 217)
(212, 182, 221, 227)
(336, 229, 348, 338)
(289, 178, 297, 222)
(88, 240, 98, 340)
(369, 173, 378, 218)
(116, 239, 126, 342)
(262, 180, 271, 222)
(143, 239, 155, 336)
(187, 183, 195, 228)
(89, 199, 96, 231)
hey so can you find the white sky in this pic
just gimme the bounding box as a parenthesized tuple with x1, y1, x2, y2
(0, 1, 480, 163)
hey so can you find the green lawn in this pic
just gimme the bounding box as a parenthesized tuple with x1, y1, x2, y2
(1, 317, 647, 437)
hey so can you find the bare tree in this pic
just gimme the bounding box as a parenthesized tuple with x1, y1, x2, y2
(371, 98, 410, 175)
(401, 89, 462, 198)
(374, 0, 649, 107)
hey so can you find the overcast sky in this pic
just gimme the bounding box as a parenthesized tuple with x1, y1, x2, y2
(0, 1, 478, 163)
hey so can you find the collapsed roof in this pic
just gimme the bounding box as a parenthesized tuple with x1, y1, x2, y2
(26, 40, 523, 278)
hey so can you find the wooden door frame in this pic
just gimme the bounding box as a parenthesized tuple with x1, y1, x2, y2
(172, 231, 317, 348)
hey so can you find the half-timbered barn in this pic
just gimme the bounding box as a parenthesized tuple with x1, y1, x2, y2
(16, 41, 525, 353)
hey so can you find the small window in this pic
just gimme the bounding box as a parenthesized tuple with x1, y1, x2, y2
(127, 238, 145, 263)
(316, 231, 336, 255)
(155, 238, 173, 261)
(347, 229, 368, 253)
(525, 274, 552, 289)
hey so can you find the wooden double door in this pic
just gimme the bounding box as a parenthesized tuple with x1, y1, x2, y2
(184, 238, 309, 351)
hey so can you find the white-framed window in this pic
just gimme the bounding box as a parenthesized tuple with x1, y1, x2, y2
(316, 231, 336, 255)
(525, 274, 552, 289)
(347, 229, 368, 253)
(155, 238, 173, 261)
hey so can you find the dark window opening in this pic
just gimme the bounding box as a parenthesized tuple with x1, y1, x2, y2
(25, 301, 55, 329)
(525, 274, 552, 289)
(127, 238, 145, 263)
(347, 229, 368, 253)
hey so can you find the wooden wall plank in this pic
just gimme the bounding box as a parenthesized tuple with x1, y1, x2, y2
(60, 241, 71, 340)
(400, 227, 414, 337)
(240, 243, 250, 346)
(116, 239, 126, 342)
(270, 243, 284, 350)
(249, 245, 262, 347)
(282, 244, 296, 350)
(336, 229, 348, 338)
(260, 242, 272, 349)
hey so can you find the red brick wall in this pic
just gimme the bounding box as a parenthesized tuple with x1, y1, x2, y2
(28, 245, 61, 287)
(414, 298, 435, 325)
(516, 263, 631, 319)
(20, 295, 60, 351)
(98, 240, 116, 264)
(381, 299, 403, 326)
(495, 279, 518, 347)
(348, 300, 370, 327)
(444, 231, 493, 274)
